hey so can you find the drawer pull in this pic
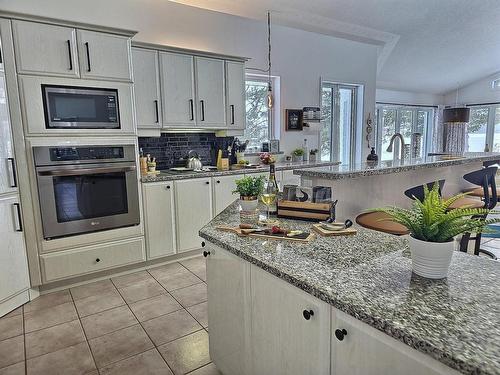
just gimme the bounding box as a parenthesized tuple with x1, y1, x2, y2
(335, 328, 347, 341)
(302, 309, 314, 320)
(95, 258, 101, 263)
(203, 250, 211, 257)
(201, 241, 206, 247)
(166, 185, 171, 190)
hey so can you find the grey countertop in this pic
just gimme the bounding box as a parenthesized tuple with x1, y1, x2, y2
(294, 153, 500, 180)
(199, 203, 500, 375)
(141, 160, 339, 183)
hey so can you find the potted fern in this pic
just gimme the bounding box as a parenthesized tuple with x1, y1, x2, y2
(233, 175, 265, 211)
(373, 183, 498, 279)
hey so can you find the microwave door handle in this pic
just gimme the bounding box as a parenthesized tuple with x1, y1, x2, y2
(38, 165, 136, 177)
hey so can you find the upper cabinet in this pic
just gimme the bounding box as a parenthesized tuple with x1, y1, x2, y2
(226, 61, 246, 130)
(195, 57, 226, 127)
(132, 48, 161, 128)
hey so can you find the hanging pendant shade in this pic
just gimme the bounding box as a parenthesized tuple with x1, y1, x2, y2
(443, 107, 470, 123)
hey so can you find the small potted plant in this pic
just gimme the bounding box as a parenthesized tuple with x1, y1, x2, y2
(233, 175, 265, 211)
(292, 148, 305, 162)
(373, 183, 499, 279)
(260, 152, 276, 165)
(309, 149, 319, 162)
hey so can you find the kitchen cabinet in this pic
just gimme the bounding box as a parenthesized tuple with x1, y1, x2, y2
(206, 245, 251, 375)
(212, 175, 239, 216)
(77, 30, 132, 82)
(174, 178, 213, 252)
(225, 61, 246, 129)
(195, 57, 226, 127)
(251, 265, 331, 375)
(142, 182, 176, 259)
(160, 52, 196, 127)
(0, 72, 16, 196)
(12, 20, 79, 78)
(132, 48, 161, 128)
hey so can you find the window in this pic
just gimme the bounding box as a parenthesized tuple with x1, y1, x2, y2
(375, 104, 434, 161)
(466, 104, 500, 152)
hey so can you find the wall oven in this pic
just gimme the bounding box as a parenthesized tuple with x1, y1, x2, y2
(34, 145, 139, 240)
(42, 85, 120, 129)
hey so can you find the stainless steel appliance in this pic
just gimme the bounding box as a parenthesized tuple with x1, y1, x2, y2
(42, 85, 120, 129)
(34, 145, 139, 239)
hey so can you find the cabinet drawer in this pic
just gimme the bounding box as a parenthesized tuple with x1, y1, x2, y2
(41, 237, 145, 282)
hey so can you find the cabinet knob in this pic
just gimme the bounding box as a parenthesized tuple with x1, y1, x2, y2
(302, 309, 314, 320)
(95, 258, 101, 263)
(335, 328, 347, 341)
(216, 180, 220, 184)
(166, 185, 171, 189)
(203, 250, 211, 257)
(201, 241, 206, 247)
(205, 181, 210, 185)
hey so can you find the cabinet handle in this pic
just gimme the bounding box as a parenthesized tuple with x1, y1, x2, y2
(335, 328, 347, 341)
(7, 158, 17, 188)
(154, 100, 159, 123)
(166, 185, 171, 190)
(13, 203, 22, 232)
(230, 104, 235, 125)
(189, 99, 194, 121)
(84, 42, 91, 72)
(201, 241, 206, 247)
(302, 309, 314, 320)
(216, 180, 220, 184)
(205, 181, 210, 185)
(95, 258, 101, 263)
(203, 251, 211, 257)
(200, 100, 205, 121)
(66, 40, 73, 70)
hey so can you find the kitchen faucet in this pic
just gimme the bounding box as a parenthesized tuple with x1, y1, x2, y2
(386, 133, 406, 161)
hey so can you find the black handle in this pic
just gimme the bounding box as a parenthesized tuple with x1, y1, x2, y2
(0, 47, 2, 64)
(216, 180, 220, 184)
(189, 99, 194, 121)
(166, 185, 171, 190)
(13, 203, 22, 232)
(201, 241, 206, 247)
(344, 219, 353, 229)
(230, 104, 235, 125)
(84, 42, 91, 72)
(154, 100, 159, 123)
(205, 181, 210, 185)
(7, 158, 17, 188)
(203, 250, 210, 257)
(303, 310, 314, 320)
(66, 40, 73, 70)
(95, 258, 101, 263)
(335, 328, 347, 341)
(200, 100, 205, 121)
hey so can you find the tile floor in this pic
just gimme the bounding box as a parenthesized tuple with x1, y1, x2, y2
(0, 256, 219, 375)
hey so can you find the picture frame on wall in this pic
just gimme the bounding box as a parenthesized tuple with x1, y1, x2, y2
(285, 109, 303, 131)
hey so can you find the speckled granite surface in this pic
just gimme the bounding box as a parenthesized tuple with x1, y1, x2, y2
(141, 161, 339, 182)
(199, 202, 500, 375)
(294, 153, 500, 180)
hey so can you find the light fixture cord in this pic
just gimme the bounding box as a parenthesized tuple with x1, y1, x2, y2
(267, 11, 272, 92)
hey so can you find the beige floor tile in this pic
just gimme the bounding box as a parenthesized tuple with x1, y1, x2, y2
(180, 257, 206, 281)
(26, 342, 96, 375)
(118, 278, 165, 304)
(158, 272, 203, 292)
(129, 294, 182, 322)
(70, 279, 116, 301)
(187, 363, 220, 375)
(23, 290, 72, 314)
(2, 307, 22, 319)
(142, 309, 202, 346)
(25, 320, 85, 359)
(148, 263, 187, 280)
(81, 305, 137, 339)
(158, 330, 210, 375)
(88, 324, 153, 368)
(187, 302, 208, 328)
(74, 289, 125, 318)
(170, 283, 207, 308)
(0, 361, 25, 375)
(24, 302, 77, 333)
(111, 271, 154, 289)
(0, 335, 24, 369)
(0, 315, 23, 342)
(100, 349, 173, 375)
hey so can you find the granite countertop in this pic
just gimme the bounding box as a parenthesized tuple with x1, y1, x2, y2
(199, 202, 500, 375)
(294, 153, 500, 180)
(141, 160, 339, 183)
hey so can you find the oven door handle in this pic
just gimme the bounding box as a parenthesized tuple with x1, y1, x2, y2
(37, 165, 136, 177)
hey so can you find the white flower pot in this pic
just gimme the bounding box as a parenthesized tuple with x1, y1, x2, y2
(408, 236, 455, 279)
(239, 197, 258, 211)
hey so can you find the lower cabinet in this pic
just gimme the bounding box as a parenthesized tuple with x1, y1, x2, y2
(212, 175, 239, 216)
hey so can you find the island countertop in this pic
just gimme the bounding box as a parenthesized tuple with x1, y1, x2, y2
(199, 203, 500, 375)
(293, 153, 500, 180)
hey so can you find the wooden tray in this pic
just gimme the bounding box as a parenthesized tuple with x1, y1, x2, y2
(277, 200, 332, 221)
(216, 225, 315, 243)
(312, 223, 357, 237)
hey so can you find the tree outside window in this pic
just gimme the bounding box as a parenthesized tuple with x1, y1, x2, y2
(242, 79, 271, 149)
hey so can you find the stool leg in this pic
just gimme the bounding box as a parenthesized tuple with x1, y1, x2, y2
(459, 233, 470, 253)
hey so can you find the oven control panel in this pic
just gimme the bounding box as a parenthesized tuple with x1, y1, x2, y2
(49, 147, 125, 161)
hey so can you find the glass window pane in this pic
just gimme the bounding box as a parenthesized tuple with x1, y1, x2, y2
(381, 109, 396, 161)
(243, 80, 269, 148)
(416, 110, 428, 158)
(399, 110, 413, 144)
(493, 107, 500, 152)
(467, 108, 488, 152)
(321, 87, 332, 161)
(338, 88, 353, 164)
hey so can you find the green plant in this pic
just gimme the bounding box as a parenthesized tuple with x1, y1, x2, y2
(372, 183, 500, 243)
(233, 175, 265, 197)
(292, 148, 305, 156)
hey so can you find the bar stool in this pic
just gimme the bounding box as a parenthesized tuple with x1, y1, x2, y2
(464, 160, 500, 200)
(404, 180, 445, 201)
(355, 211, 409, 236)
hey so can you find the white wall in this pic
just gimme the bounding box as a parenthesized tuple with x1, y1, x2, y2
(0, 0, 378, 158)
(376, 88, 444, 106)
(443, 73, 500, 105)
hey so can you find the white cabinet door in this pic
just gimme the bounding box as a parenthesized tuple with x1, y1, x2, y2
(332, 308, 460, 375)
(213, 174, 239, 216)
(0, 195, 30, 308)
(174, 178, 213, 252)
(251, 265, 331, 375)
(132, 48, 161, 128)
(77, 30, 132, 82)
(225, 61, 245, 130)
(143, 183, 176, 259)
(207, 246, 251, 375)
(0, 72, 16, 195)
(195, 57, 225, 127)
(160, 52, 196, 127)
(12, 20, 79, 77)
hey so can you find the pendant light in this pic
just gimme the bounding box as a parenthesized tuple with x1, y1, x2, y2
(443, 85, 470, 123)
(266, 11, 273, 109)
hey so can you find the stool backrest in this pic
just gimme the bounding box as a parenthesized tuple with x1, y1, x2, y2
(483, 160, 500, 168)
(404, 180, 445, 201)
(463, 166, 498, 209)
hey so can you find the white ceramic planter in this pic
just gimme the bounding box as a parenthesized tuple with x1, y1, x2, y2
(239, 196, 258, 211)
(408, 236, 455, 279)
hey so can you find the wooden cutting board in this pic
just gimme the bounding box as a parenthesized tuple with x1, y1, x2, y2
(312, 223, 357, 237)
(216, 225, 315, 242)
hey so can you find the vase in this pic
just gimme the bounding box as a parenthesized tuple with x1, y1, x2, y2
(408, 236, 455, 279)
(292, 155, 303, 163)
(239, 196, 258, 211)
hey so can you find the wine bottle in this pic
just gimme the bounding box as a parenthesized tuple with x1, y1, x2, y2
(264, 163, 279, 216)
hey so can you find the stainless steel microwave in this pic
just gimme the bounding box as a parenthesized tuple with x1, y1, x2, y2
(42, 85, 120, 129)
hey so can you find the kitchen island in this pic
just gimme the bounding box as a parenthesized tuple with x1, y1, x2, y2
(199, 202, 500, 375)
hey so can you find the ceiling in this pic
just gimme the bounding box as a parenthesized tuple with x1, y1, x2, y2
(169, 0, 500, 95)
